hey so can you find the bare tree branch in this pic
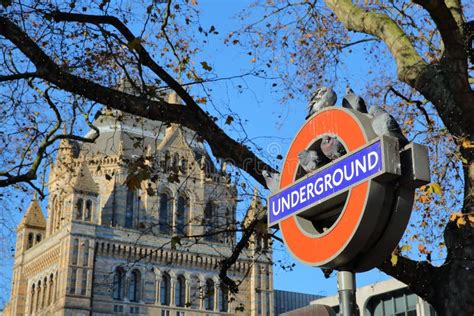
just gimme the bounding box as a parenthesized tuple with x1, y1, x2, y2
(0, 16, 276, 188)
(411, 0, 465, 60)
(378, 253, 437, 303)
(219, 217, 260, 294)
(0, 89, 98, 188)
(0, 72, 38, 82)
(388, 86, 433, 129)
(323, 0, 474, 139)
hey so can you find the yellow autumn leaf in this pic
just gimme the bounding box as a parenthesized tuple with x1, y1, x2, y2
(400, 244, 412, 252)
(418, 194, 430, 204)
(426, 183, 442, 195)
(390, 253, 398, 266)
(449, 212, 463, 222)
(468, 214, 474, 224)
(456, 216, 466, 228)
(462, 139, 474, 149)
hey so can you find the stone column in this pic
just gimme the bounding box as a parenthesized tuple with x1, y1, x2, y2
(154, 270, 162, 305)
(51, 275, 56, 304)
(140, 267, 146, 303)
(198, 275, 205, 310)
(54, 271, 59, 303)
(37, 281, 43, 312)
(213, 277, 219, 312)
(43, 277, 51, 307)
(28, 284, 35, 314)
(172, 198, 177, 236)
(170, 273, 177, 307)
(184, 272, 191, 307)
(124, 270, 131, 303)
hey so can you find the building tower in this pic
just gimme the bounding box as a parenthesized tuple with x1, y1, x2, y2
(8, 194, 47, 315)
(4, 93, 273, 316)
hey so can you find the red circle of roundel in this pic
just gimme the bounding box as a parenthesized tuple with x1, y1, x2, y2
(279, 108, 369, 266)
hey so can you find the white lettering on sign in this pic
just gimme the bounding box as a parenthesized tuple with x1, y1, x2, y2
(270, 145, 382, 219)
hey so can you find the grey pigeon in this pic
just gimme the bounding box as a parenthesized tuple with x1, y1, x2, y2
(262, 170, 281, 193)
(306, 87, 337, 119)
(320, 136, 346, 160)
(369, 106, 408, 146)
(298, 150, 322, 173)
(342, 87, 367, 113)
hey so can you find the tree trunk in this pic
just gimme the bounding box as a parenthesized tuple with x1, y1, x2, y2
(432, 222, 474, 315)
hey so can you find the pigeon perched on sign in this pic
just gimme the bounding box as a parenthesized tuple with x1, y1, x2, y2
(306, 87, 337, 119)
(262, 170, 281, 193)
(369, 106, 409, 147)
(342, 87, 368, 113)
(298, 150, 323, 173)
(321, 136, 346, 160)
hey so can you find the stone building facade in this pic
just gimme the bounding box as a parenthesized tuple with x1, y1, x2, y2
(4, 102, 273, 315)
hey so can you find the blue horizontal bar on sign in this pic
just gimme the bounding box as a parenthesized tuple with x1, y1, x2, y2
(268, 140, 383, 227)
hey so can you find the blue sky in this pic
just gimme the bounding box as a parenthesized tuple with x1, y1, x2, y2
(191, 0, 392, 296)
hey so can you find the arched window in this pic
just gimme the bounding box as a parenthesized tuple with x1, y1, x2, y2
(85, 200, 92, 221)
(52, 196, 58, 229)
(27, 233, 34, 249)
(204, 202, 217, 242)
(112, 267, 125, 300)
(159, 193, 170, 235)
(265, 268, 271, 290)
(69, 268, 77, 294)
(128, 270, 141, 302)
(204, 279, 215, 311)
(42, 276, 47, 308)
(71, 238, 79, 265)
(266, 292, 271, 316)
(36, 280, 42, 311)
(48, 274, 54, 305)
(176, 196, 189, 236)
(36, 233, 42, 244)
(180, 158, 187, 173)
(219, 284, 229, 312)
(162, 151, 171, 171)
(81, 269, 88, 295)
(30, 284, 35, 313)
(175, 275, 186, 307)
(125, 190, 135, 228)
(189, 275, 201, 309)
(83, 240, 89, 266)
(75, 198, 84, 220)
(160, 273, 171, 306)
(172, 153, 179, 172)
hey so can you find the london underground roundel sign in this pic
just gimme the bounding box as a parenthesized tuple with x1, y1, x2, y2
(268, 107, 430, 271)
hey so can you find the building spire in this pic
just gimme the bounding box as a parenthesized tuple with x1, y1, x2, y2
(72, 159, 99, 193)
(18, 195, 46, 230)
(251, 187, 262, 209)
